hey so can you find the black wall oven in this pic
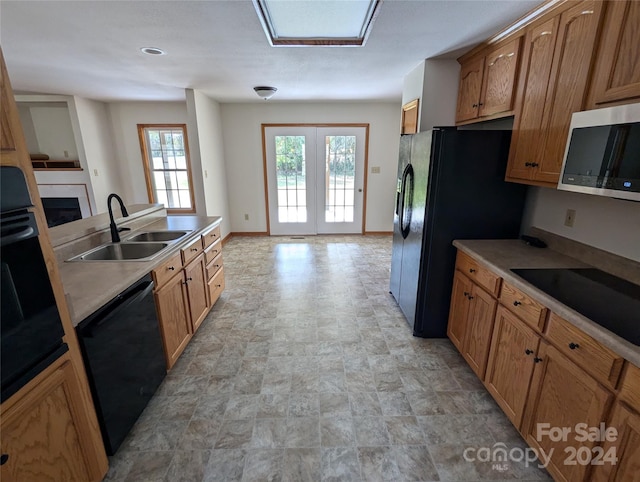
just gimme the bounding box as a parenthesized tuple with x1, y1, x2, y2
(1, 166, 67, 402)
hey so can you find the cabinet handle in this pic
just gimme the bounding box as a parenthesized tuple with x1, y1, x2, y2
(467, 295, 474, 300)
(187, 277, 193, 281)
(469, 268, 476, 273)
(513, 301, 521, 306)
(463, 291, 470, 297)
(215, 284, 222, 288)
(569, 342, 580, 350)
(167, 266, 175, 271)
(190, 247, 198, 252)
(214, 264, 220, 269)
(182, 281, 188, 285)
(472, 103, 478, 108)
(525, 349, 534, 355)
(0, 454, 8, 465)
(530, 162, 539, 167)
(525, 162, 532, 167)
(534, 357, 543, 363)
(478, 102, 484, 106)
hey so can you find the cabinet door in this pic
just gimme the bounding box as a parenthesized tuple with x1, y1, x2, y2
(154, 274, 192, 369)
(455, 56, 484, 122)
(484, 306, 540, 428)
(591, 402, 640, 482)
(506, 17, 559, 183)
(462, 284, 498, 379)
(447, 271, 473, 352)
(0, 356, 96, 482)
(536, 0, 603, 184)
(185, 253, 210, 333)
(521, 342, 613, 482)
(589, 0, 640, 107)
(479, 37, 521, 117)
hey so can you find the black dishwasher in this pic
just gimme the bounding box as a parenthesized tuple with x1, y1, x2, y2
(76, 274, 166, 455)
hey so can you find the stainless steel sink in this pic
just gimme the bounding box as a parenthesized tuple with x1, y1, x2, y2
(67, 242, 169, 262)
(125, 230, 190, 243)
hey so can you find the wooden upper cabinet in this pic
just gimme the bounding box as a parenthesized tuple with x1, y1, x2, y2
(401, 99, 419, 134)
(506, 0, 604, 186)
(456, 57, 485, 123)
(456, 37, 521, 124)
(588, 0, 640, 107)
(479, 37, 521, 117)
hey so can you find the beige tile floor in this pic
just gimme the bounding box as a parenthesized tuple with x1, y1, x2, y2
(105, 235, 552, 482)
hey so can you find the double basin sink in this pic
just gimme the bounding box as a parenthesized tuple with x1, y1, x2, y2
(67, 230, 191, 262)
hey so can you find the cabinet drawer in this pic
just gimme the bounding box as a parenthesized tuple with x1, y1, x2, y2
(455, 251, 501, 296)
(151, 251, 183, 289)
(619, 362, 640, 412)
(546, 313, 624, 388)
(202, 225, 221, 249)
(181, 236, 203, 265)
(206, 253, 223, 280)
(205, 239, 222, 265)
(208, 267, 225, 306)
(500, 281, 547, 331)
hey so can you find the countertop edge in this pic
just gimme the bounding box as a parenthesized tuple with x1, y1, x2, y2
(453, 239, 640, 369)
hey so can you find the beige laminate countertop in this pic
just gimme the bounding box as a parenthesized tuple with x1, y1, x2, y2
(453, 239, 640, 368)
(58, 215, 222, 326)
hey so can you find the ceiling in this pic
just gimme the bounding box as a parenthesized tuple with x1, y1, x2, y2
(0, 0, 541, 103)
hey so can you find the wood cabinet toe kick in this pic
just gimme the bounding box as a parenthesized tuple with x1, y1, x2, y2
(448, 247, 640, 482)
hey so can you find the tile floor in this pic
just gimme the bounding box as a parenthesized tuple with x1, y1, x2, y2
(105, 235, 552, 482)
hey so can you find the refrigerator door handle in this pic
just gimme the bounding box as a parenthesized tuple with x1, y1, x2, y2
(400, 164, 414, 239)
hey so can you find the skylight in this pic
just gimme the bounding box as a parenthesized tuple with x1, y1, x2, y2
(253, 0, 381, 46)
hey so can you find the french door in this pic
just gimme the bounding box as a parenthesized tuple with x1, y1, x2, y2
(264, 125, 367, 235)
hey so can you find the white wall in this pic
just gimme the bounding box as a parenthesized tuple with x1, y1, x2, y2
(108, 102, 188, 205)
(401, 59, 460, 133)
(522, 187, 640, 262)
(220, 102, 401, 233)
(28, 105, 78, 159)
(17, 104, 39, 153)
(73, 97, 125, 214)
(185, 90, 231, 236)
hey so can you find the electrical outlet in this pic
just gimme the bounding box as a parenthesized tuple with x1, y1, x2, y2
(244, 214, 249, 221)
(371, 166, 381, 174)
(564, 209, 576, 227)
(93, 169, 98, 176)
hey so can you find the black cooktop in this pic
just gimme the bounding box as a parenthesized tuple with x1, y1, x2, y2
(510, 268, 640, 346)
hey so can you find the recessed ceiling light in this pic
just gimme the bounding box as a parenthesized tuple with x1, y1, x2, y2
(140, 47, 166, 56)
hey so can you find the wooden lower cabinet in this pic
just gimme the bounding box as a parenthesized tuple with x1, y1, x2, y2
(484, 305, 540, 428)
(154, 272, 192, 369)
(591, 401, 640, 482)
(521, 342, 613, 482)
(461, 284, 498, 379)
(0, 353, 106, 482)
(185, 252, 210, 333)
(447, 271, 474, 351)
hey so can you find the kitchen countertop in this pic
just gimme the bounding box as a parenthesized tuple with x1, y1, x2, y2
(453, 239, 640, 368)
(57, 215, 222, 326)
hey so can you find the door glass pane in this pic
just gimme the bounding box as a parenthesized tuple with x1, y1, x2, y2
(324, 135, 355, 223)
(275, 135, 307, 223)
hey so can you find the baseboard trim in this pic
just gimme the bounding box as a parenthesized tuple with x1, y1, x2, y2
(364, 231, 393, 235)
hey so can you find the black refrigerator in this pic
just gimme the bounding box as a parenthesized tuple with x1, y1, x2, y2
(390, 128, 527, 337)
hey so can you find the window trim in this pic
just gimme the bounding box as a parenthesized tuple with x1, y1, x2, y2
(137, 123, 196, 214)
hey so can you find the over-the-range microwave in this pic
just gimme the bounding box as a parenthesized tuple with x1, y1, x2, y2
(558, 102, 640, 202)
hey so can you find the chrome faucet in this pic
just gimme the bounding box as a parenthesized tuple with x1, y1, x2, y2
(107, 193, 130, 242)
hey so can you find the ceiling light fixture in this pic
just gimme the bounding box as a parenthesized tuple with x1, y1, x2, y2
(140, 47, 166, 56)
(254, 86, 278, 100)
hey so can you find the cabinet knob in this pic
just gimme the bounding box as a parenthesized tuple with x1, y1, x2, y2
(530, 162, 539, 167)
(167, 266, 175, 271)
(215, 284, 222, 288)
(478, 102, 484, 106)
(472, 103, 478, 108)
(525, 162, 532, 167)
(467, 295, 474, 300)
(534, 357, 543, 363)
(191, 247, 198, 252)
(569, 342, 580, 350)
(525, 349, 534, 355)
(463, 291, 470, 297)
(0, 454, 8, 465)
(513, 301, 521, 306)
(182, 281, 188, 285)
(469, 268, 476, 273)
(187, 277, 193, 281)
